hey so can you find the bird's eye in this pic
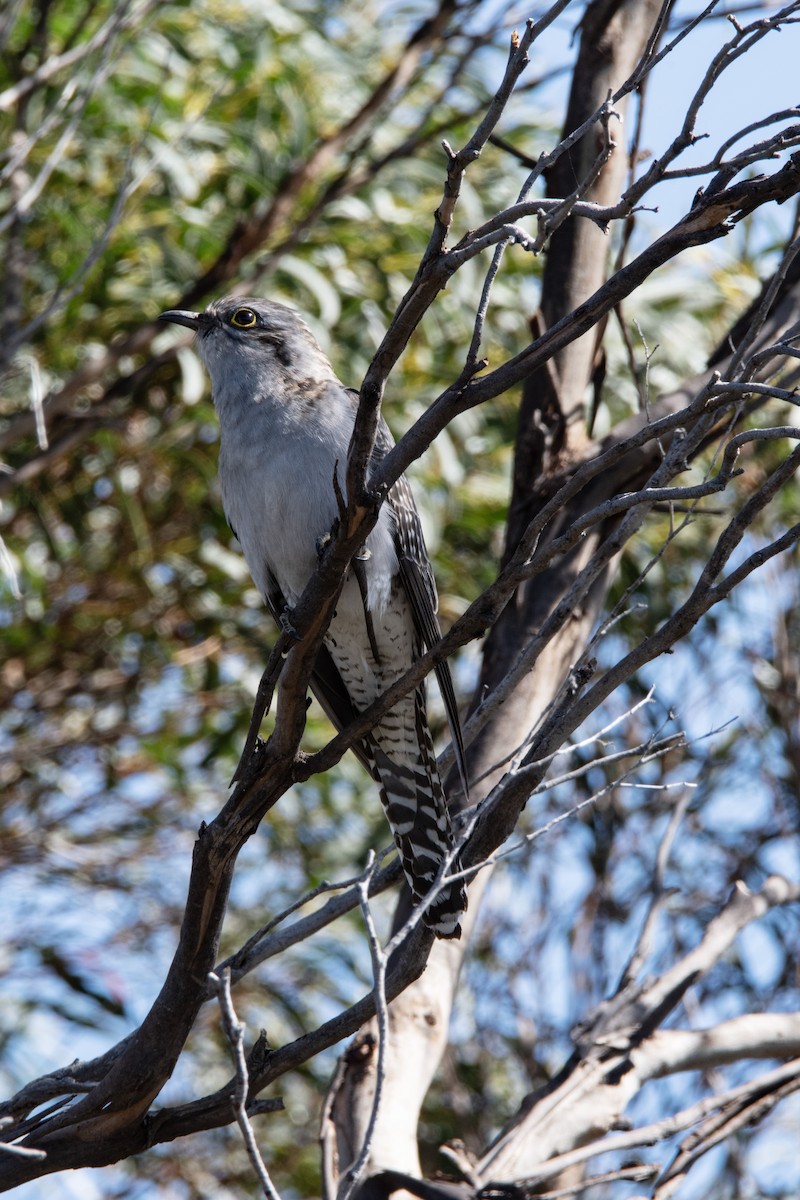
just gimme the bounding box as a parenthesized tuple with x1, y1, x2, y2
(230, 307, 257, 329)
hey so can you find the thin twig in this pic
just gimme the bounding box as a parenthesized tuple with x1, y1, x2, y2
(337, 854, 389, 1200)
(208, 969, 283, 1200)
(615, 788, 694, 990)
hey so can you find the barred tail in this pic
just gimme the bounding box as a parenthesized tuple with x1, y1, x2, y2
(371, 689, 467, 939)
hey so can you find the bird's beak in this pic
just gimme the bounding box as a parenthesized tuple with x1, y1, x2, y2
(158, 308, 206, 331)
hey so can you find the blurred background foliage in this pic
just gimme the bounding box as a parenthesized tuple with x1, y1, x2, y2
(1, 0, 799, 1196)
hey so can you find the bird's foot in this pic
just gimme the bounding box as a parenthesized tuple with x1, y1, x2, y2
(315, 518, 340, 559)
(279, 607, 299, 639)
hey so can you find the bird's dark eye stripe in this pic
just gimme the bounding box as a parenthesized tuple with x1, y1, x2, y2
(230, 307, 258, 328)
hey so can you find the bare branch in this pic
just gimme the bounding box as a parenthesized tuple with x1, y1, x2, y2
(477, 878, 800, 1182)
(207, 969, 283, 1200)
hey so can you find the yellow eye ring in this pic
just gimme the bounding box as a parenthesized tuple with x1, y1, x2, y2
(230, 307, 257, 328)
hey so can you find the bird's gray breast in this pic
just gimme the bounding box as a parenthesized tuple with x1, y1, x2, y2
(215, 387, 398, 613)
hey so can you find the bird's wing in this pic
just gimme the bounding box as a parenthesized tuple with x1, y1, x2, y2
(343, 401, 468, 797)
(388, 470, 469, 802)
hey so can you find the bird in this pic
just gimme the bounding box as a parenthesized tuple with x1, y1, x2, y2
(159, 296, 468, 938)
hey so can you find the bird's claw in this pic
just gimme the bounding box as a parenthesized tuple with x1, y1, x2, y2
(316, 518, 340, 560)
(279, 607, 299, 639)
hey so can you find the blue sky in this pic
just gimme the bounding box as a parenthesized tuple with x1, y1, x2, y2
(640, 5, 799, 230)
(525, 2, 799, 237)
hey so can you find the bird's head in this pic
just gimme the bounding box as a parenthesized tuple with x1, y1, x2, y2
(158, 296, 335, 397)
